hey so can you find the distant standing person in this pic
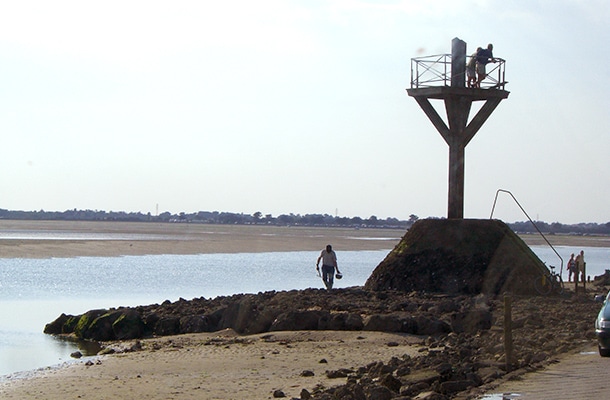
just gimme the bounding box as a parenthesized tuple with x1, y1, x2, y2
(476, 43, 495, 88)
(575, 250, 586, 283)
(316, 244, 341, 290)
(567, 253, 576, 282)
(466, 47, 481, 88)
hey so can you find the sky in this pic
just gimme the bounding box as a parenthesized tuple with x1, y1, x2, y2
(1, 0, 609, 224)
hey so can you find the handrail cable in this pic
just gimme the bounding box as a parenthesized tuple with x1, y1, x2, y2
(490, 189, 564, 276)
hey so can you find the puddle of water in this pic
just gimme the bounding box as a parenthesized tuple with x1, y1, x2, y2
(579, 351, 597, 355)
(479, 393, 522, 400)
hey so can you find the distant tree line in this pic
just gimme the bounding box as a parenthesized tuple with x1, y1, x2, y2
(0, 208, 418, 229)
(0, 208, 608, 234)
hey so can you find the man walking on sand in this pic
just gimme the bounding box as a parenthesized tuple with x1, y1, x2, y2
(316, 244, 341, 290)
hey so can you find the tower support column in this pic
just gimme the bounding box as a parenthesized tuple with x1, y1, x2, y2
(407, 37, 509, 219)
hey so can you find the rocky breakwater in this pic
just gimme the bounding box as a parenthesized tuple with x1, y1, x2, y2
(44, 288, 471, 342)
(44, 288, 602, 399)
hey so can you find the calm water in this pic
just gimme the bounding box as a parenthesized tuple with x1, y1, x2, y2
(1, 245, 608, 379)
(0, 250, 390, 378)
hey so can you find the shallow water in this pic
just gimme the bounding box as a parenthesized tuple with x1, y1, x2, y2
(0, 250, 390, 378)
(1, 244, 608, 379)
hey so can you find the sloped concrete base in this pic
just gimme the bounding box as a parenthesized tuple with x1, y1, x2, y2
(365, 219, 547, 295)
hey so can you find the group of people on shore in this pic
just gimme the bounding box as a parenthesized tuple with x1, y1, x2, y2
(567, 250, 587, 283)
(466, 43, 495, 88)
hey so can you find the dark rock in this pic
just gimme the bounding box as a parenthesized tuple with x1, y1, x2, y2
(326, 368, 353, 378)
(270, 310, 328, 331)
(363, 314, 402, 332)
(450, 310, 493, 334)
(365, 384, 394, 400)
(380, 373, 402, 392)
(300, 370, 315, 377)
(300, 388, 311, 399)
(400, 381, 430, 397)
(144, 312, 160, 334)
(113, 309, 145, 340)
(435, 363, 453, 377)
(219, 296, 256, 333)
(396, 364, 411, 377)
(325, 312, 364, 330)
(367, 361, 395, 378)
(86, 311, 122, 341)
(154, 317, 180, 336)
(413, 391, 447, 400)
(272, 389, 285, 397)
(74, 309, 108, 339)
(400, 316, 418, 334)
(70, 351, 82, 358)
(179, 315, 211, 333)
(416, 316, 451, 335)
(333, 383, 366, 400)
(439, 380, 474, 394)
(44, 313, 74, 335)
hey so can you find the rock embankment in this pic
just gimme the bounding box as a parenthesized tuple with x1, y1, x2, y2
(45, 288, 482, 341)
(45, 288, 603, 399)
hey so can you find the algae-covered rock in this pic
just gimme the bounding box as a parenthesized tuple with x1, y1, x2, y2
(83, 310, 122, 341)
(74, 309, 108, 339)
(113, 309, 145, 340)
(44, 313, 73, 335)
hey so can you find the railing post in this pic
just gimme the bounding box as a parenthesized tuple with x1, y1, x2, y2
(451, 38, 466, 88)
(504, 294, 513, 372)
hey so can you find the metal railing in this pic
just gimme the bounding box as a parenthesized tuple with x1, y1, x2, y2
(410, 53, 507, 90)
(490, 189, 564, 277)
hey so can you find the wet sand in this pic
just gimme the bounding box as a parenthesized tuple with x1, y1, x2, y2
(1, 220, 605, 259)
(0, 330, 420, 399)
(0, 220, 403, 258)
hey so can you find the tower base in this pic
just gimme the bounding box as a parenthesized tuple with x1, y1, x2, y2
(365, 219, 547, 296)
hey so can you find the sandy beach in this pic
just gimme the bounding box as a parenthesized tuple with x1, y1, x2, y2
(1, 330, 421, 400)
(0, 220, 403, 259)
(0, 220, 607, 399)
(2, 220, 607, 260)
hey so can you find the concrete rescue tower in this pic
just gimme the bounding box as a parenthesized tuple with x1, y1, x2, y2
(407, 38, 509, 219)
(365, 39, 551, 296)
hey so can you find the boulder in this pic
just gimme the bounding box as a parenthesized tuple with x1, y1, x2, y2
(324, 312, 364, 330)
(44, 313, 73, 335)
(179, 315, 211, 333)
(365, 385, 394, 400)
(112, 309, 145, 340)
(86, 310, 124, 341)
(154, 317, 181, 336)
(269, 310, 329, 331)
(363, 314, 402, 332)
(416, 316, 451, 335)
(450, 310, 493, 334)
(74, 309, 108, 339)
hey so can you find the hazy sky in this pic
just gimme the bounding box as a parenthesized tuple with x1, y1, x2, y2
(1, 0, 608, 224)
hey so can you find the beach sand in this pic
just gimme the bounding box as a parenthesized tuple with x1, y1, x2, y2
(1, 330, 420, 399)
(0, 220, 403, 259)
(0, 220, 606, 399)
